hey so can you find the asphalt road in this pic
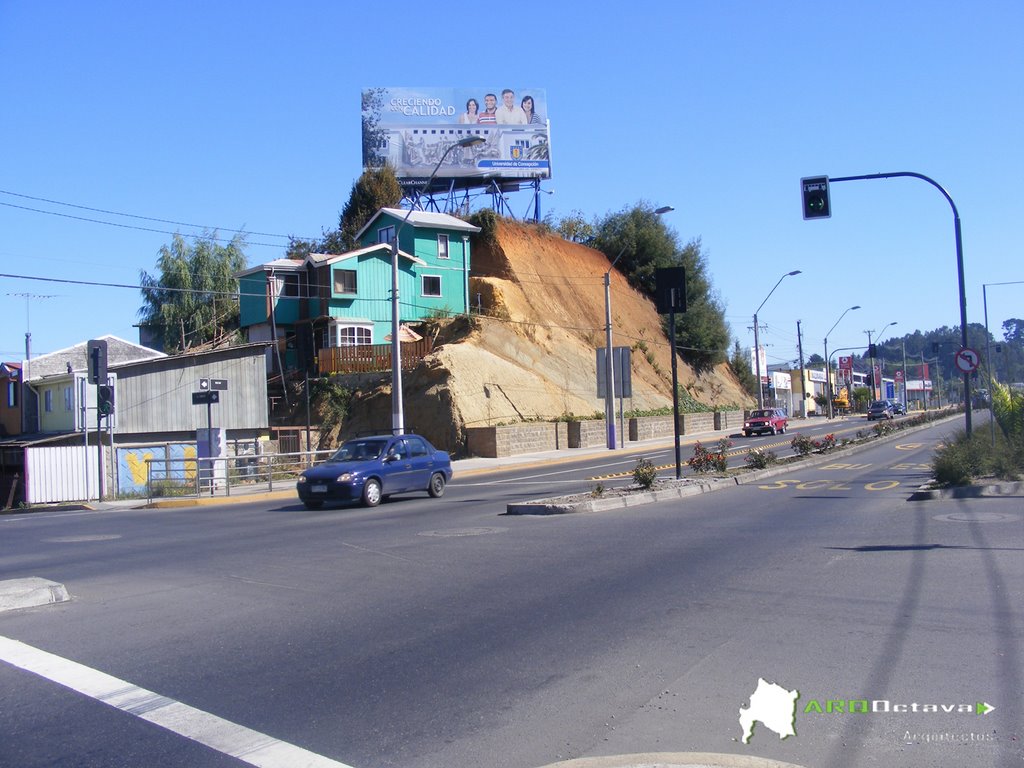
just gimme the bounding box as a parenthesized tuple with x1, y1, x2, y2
(1, 417, 1020, 768)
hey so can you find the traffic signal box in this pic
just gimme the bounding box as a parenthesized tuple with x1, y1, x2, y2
(98, 384, 115, 416)
(801, 176, 831, 220)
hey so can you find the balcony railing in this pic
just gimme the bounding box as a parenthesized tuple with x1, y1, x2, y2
(318, 338, 434, 375)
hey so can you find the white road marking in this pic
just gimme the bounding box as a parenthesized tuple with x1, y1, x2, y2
(0, 635, 356, 768)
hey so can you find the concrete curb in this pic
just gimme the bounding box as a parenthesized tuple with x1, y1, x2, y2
(506, 413, 964, 514)
(0, 578, 70, 613)
(535, 752, 806, 768)
(908, 480, 1024, 501)
(506, 478, 730, 515)
(145, 489, 298, 509)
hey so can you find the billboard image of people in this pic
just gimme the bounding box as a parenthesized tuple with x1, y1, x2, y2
(362, 87, 551, 183)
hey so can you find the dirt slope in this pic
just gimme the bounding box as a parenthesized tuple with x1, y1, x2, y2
(341, 219, 752, 452)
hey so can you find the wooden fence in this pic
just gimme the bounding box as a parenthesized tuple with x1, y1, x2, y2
(318, 338, 434, 374)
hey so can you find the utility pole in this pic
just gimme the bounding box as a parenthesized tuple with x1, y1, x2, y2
(796, 320, 807, 418)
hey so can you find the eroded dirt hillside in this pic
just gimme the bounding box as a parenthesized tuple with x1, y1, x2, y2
(341, 219, 752, 453)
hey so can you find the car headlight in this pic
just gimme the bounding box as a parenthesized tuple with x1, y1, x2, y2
(337, 472, 353, 482)
(297, 476, 307, 484)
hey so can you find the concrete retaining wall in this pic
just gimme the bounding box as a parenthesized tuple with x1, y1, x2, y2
(629, 415, 675, 442)
(568, 419, 608, 449)
(465, 422, 569, 458)
(714, 410, 745, 431)
(681, 412, 716, 434)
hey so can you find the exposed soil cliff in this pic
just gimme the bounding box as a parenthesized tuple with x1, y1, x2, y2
(340, 219, 753, 453)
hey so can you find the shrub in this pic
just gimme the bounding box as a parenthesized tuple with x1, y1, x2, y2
(688, 438, 731, 473)
(813, 433, 837, 453)
(790, 433, 815, 456)
(932, 430, 987, 486)
(633, 458, 658, 489)
(744, 447, 778, 469)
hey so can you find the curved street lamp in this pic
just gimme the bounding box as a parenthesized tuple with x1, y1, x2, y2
(753, 270, 801, 409)
(824, 305, 860, 419)
(603, 205, 674, 449)
(391, 135, 485, 435)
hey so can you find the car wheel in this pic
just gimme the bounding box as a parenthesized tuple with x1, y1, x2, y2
(779, 425, 786, 434)
(428, 472, 446, 498)
(303, 499, 323, 510)
(743, 431, 751, 437)
(361, 478, 382, 507)
(770, 426, 777, 435)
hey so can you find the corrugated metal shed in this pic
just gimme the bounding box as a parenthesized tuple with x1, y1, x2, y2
(111, 344, 270, 435)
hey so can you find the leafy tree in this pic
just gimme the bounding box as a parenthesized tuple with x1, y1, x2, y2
(287, 165, 403, 259)
(806, 353, 825, 365)
(339, 164, 403, 249)
(555, 209, 596, 243)
(138, 232, 248, 353)
(361, 87, 388, 169)
(591, 203, 730, 369)
(730, 340, 758, 397)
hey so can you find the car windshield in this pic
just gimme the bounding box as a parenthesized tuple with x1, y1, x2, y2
(750, 410, 771, 418)
(870, 401, 888, 408)
(330, 439, 386, 462)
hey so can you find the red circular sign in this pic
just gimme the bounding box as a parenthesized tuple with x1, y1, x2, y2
(954, 348, 981, 373)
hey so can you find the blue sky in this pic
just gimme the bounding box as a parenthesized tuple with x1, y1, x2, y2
(2, 1, 1022, 372)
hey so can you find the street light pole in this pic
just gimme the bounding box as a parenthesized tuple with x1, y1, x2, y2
(824, 305, 860, 419)
(390, 135, 485, 435)
(603, 205, 673, 449)
(752, 270, 801, 410)
(866, 321, 897, 400)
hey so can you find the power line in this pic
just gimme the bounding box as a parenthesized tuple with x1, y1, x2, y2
(0, 272, 732, 357)
(0, 188, 308, 241)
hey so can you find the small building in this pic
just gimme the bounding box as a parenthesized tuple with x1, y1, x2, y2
(0, 362, 22, 437)
(237, 207, 480, 374)
(2, 342, 271, 506)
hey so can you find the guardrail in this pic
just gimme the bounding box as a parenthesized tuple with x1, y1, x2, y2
(145, 449, 335, 504)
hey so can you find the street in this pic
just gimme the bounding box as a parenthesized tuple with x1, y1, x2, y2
(1, 418, 1020, 768)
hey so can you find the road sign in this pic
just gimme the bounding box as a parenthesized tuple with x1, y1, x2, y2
(198, 378, 210, 390)
(895, 369, 904, 381)
(210, 378, 228, 391)
(192, 391, 220, 405)
(954, 347, 981, 374)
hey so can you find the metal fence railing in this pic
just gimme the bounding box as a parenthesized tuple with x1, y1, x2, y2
(145, 449, 335, 504)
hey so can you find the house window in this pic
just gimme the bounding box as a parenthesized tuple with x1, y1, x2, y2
(44, 390, 53, 413)
(333, 269, 357, 295)
(282, 273, 299, 297)
(421, 275, 442, 297)
(6, 381, 16, 408)
(378, 225, 395, 245)
(64, 386, 73, 411)
(325, 322, 373, 348)
(437, 234, 449, 259)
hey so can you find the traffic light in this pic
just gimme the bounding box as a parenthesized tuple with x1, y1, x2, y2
(932, 342, 940, 354)
(87, 339, 107, 385)
(868, 344, 877, 357)
(98, 384, 115, 416)
(801, 176, 831, 220)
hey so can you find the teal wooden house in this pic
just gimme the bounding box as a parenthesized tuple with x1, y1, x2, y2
(237, 208, 479, 373)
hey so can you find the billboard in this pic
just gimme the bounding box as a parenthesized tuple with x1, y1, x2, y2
(362, 87, 551, 183)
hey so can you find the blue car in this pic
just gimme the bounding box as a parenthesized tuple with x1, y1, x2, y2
(296, 434, 452, 509)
